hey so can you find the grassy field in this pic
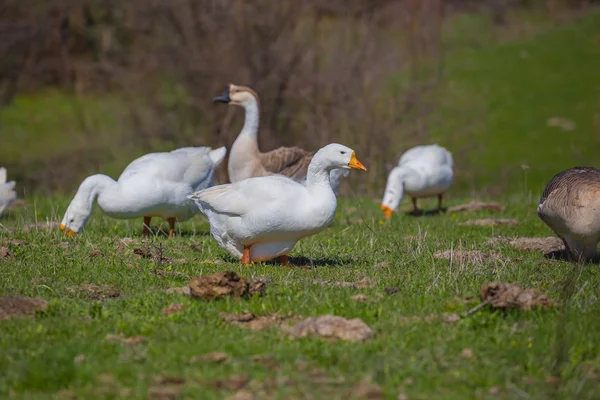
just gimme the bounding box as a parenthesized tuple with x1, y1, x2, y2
(1, 9, 599, 195)
(1, 194, 599, 399)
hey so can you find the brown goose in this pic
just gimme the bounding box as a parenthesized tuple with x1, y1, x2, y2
(537, 166, 600, 262)
(214, 84, 347, 190)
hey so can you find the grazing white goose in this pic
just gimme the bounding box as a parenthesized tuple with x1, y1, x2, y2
(214, 84, 348, 191)
(380, 144, 453, 218)
(60, 146, 226, 237)
(538, 166, 600, 262)
(0, 167, 17, 217)
(189, 144, 366, 265)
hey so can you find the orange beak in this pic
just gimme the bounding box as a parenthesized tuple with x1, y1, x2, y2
(66, 229, 77, 238)
(348, 152, 367, 171)
(59, 224, 66, 231)
(381, 205, 393, 219)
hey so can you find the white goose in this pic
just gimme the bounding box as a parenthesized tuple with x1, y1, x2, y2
(60, 146, 226, 237)
(380, 144, 453, 218)
(214, 84, 348, 191)
(0, 167, 17, 217)
(538, 166, 600, 262)
(189, 144, 366, 264)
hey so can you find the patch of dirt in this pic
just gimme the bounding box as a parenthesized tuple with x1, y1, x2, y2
(460, 348, 474, 359)
(67, 284, 120, 300)
(220, 312, 297, 330)
(487, 236, 564, 254)
(133, 246, 171, 264)
(88, 250, 103, 258)
(228, 391, 255, 400)
(115, 238, 138, 254)
(0, 296, 48, 320)
(351, 294, 371, 302)
(284, 315, 374, 342)
(166, 286, 191, 296)
(480, 283, 555, 311)
(162, 303, 183, 316)
(152, 269, 191, 279)
(0, 239, 30, 247)
(0, 247, 14, 259)
(433, 250, 504, 263)
(149, 385, 181, 400)
(459, 218, 518, 226)
(384, 286, 401, 295)
(190, 351, 229, 364)
(189, 271, 267, 300)
(375, 261, 391, 268)
(313, 276, 376, 289)
(448, 201, 505, 213)
(105, 333, 146, 345)
(348, 380, 384, 399)
(212, 375, 250, 391)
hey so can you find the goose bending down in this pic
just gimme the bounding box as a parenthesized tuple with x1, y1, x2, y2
(60, 146, 226, 237)
(0, 167, 17, 216)
(214, 84, 348, 191)
(538, 166, 600, 262)
(189, 144, 366, 265)
(380, 144, 453, 218)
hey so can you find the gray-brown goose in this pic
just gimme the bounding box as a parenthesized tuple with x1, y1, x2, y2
(537, 166, 600, 262)
(214, 84, 347, 190)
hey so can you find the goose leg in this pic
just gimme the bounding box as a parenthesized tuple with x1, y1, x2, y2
(411, 198, 419, 215)
(241, 246, 252, 265)
(437, 194, 443, 213)
(278, 255, 288, 266)
(142, 216, 152, 236)
(167, 217, 176, 238)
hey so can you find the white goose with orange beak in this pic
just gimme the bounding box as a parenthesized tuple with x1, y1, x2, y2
(189, 144, 366, 265)
(381, 144, 453, 218)
(60, 146, 226, 237)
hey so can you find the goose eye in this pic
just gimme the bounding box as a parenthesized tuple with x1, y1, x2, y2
(340, 151, 346, 155)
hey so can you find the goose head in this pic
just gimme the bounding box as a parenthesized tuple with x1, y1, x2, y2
(313, 144, 367, 172)
(214, 84, 259, 108)
(60, 201, 90, 237)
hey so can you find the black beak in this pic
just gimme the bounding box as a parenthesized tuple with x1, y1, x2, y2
(213, 86, 231, 103)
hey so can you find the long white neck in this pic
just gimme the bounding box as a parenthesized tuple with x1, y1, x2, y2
(74, 174, 118, 213)
(236, 98, 260, 145)
(306, 158, 336, 191)
(228, 97, 261, 181)
(382, 166, 406, 211)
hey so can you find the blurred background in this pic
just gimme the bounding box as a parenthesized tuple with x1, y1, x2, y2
(1, 0, 599, 197)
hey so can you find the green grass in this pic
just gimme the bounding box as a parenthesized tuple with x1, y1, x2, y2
(2, 9, 600, 196)
(430, 9, 600, 194)
(1, 195, 599, 399)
